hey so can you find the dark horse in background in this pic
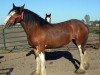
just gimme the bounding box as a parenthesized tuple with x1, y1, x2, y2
(4, 4, 89, 75)
(45, 13, 51, 23)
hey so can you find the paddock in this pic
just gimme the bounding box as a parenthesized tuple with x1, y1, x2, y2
(0, 13, 99, 74)
(0, 46, 100, 75)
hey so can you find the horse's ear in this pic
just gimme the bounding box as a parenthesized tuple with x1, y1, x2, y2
(20, 4, 25, 12)
(50, 13, 51, 16)
(13, 3, 16, 8)
(22, 4, 25, 9)
(46, 13, 47, 16)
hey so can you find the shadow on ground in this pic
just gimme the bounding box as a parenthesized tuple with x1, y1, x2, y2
(0, 56, 4, 64)
(26, 50, 80, 70)
(45, 51, 80, 69)
(0, 68, 13, 75)
(0, 56, 4, 59)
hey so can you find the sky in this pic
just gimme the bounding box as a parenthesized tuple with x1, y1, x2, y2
(0, 0, 100, 24)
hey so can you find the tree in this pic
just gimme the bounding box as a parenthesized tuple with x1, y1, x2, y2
(84, 15, 90, 25)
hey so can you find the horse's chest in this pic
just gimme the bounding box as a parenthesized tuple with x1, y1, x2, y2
(27, 33, 46, 46)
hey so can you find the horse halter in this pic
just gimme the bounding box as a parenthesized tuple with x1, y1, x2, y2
(15, 11, 24, 22)
(10, 11, 24, 24)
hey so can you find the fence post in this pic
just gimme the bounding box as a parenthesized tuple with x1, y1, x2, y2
(99, 23, 100, 48)
(2, 28, 6, 49)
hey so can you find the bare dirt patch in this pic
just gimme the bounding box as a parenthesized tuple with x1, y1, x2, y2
(0, 47, 100, 75)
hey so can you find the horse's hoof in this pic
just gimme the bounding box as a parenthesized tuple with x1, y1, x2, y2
(75, 69, 86, 74)
(31, 71, 35, 75)
(31, 71, 40, 75)
(84, 62, 89, 70)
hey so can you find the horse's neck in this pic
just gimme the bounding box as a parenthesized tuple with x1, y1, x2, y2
(20, 21, 35, 36)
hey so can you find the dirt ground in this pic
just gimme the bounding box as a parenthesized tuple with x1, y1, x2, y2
(0, 47, 100, 75)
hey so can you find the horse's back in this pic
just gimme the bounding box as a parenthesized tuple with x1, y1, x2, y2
(67, 19, 89, 45)
(53, 19, 89, 38)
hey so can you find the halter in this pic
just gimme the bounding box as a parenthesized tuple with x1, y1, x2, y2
(11, 11, 24, 22)
(20, 11, 24, 20)
(16, 11, 24, 21)
(5, 11, 24, 25)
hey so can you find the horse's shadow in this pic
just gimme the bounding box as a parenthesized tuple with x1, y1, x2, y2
(0, 56, 13, 75)
(45, 51, 80, 69)
(0, 56, 4, 59)
(0, 68, 13, 75)
(26, 50, 80, 69)
(0, 56, 4, 64)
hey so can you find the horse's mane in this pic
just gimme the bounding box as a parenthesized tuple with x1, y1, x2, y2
(23, 9, 49, 25)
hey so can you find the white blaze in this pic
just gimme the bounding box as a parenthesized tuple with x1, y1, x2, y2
(4, 11, 16, 24)
(46, 17, 51, 23)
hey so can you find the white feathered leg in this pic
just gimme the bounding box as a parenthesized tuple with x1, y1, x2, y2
(36, 56, 41, 75)
(39, 52, 46, 75)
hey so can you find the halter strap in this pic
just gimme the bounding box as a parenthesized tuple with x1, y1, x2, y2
(21, 11, 24, 20)
(15, 11, 24, 22)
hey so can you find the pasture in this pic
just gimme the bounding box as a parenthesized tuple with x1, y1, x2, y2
(0, 25, 100, 75)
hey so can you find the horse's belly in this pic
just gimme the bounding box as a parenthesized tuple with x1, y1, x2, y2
(46, 43, 67, 49)
(46, 35, 71, 49)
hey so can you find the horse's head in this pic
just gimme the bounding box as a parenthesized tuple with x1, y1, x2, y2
(4, 3, 25, 28)
(45, 13, 51, 23)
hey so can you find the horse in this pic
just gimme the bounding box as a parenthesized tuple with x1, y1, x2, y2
(45, 13, 51, 23)
(4, 4, 89, 75)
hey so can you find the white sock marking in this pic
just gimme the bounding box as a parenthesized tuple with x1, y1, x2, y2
(36, 56, 41, 74)
(39, 52, 46, 75)
(78, 45, 84, 70)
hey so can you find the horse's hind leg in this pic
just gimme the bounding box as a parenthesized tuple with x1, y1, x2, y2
(75, 45, 89, 74)
(81, 46, 89, 70)
(72, 39, 89, 74)
(76, 45, 86, 74)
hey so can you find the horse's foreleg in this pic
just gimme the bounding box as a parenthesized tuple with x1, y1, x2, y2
(31, 49, 41, 75)
(36, 56, 41, 75)
(39, 52, 46, 75)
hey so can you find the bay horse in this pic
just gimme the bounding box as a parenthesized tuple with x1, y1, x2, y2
(45, 13, 51, 23)
(4, 4, 89, 75)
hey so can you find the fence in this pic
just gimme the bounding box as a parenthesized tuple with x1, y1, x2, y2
(0, 25, 99, 51)
(0, 25, 29, 50)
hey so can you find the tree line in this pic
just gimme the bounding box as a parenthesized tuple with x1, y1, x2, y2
(82, 15, 100, 26)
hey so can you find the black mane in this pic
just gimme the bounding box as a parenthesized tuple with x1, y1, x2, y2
(23, 9, 49, 25)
